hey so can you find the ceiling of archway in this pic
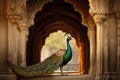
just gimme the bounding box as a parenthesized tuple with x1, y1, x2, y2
(31, 0, 88, 44)
(26, 0, 91, 26)
(27, 0, 89, 13)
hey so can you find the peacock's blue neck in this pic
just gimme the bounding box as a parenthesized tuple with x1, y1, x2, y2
(63, 40, 72, 61)
(66, 40, 72, 55)
(60, 39, 72, 66)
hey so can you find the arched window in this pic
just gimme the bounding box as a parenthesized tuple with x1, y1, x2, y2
(41, 30, 80, 75)
(26, 0, 90, 75)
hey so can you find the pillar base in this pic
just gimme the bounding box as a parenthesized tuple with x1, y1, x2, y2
(103, 72, 117, 80)
(95, 75, 102, 80)
(0, 72, 17, 80)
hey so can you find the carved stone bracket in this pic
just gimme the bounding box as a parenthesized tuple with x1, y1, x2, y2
(65, 0, 90, 27)
(17, 23, 27, 31)
(7, 0, 26, 15)
(6, 14, 28, 43)
(18, 24, 29, 42)
(26, 0, 53, 27)
(6, 15, 23, 24)
(6, 0, 27, 27)
(92, 14, 107, 26)
(7, 15, 27, 30)
(115, 12, 120, 20)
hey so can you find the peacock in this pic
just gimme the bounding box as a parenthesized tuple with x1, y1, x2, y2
(8, 34, 72, 77)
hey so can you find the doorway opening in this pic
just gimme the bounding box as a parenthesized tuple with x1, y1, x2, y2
(41, 30, 79, 74)
(26, 0, 90, 74)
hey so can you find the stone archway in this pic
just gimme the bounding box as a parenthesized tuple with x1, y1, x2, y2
(26, 0, 90, 74)
(3, 0, 119, 80)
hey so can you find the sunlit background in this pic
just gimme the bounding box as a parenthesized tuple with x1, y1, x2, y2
(41, 30, 79, 72)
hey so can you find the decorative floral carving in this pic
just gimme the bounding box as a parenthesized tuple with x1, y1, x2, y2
(65, 0, 90, 26)
(6, 0, 27, 32)
(6, 15, 22, 23)
(6, 0, 26, 23)
(26, 0, 53, 26)
(92, 14, 107, 25)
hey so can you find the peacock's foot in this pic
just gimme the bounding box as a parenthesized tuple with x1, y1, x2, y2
(60, 66, 64, 75)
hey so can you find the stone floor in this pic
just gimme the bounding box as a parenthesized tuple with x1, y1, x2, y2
(20, 75, 91, 80)
(0, 72, 91, 80)
(0, 72, 17, 80)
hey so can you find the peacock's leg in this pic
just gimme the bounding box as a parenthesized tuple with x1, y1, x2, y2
(60, 66, 64, 75)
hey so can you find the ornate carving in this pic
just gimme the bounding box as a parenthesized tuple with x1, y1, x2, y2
(93, 14, 107, 24)
(7, 0, 26, 14)
(65, 0, 90, 26)
(89, 0, 109, 15)
(6, 15, 23, 24)
(6, 0, 26, 24)
(6, 0, 27, 31)
(6, 14, 28, 39)
(26, 0, 53, 27)
(7, 0, 16, 13)
(18, 24, 27, 31)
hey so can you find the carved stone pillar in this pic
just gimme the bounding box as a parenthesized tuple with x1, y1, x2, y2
(89, 0, 118, 79)
(18, 24, 27, 66)
(116, 12, 120, 80)
(7, 15, 21, 65)
(117, 20, 120, 80)
(93, 14, 106, 80)
(7, 15, 27, 67)
(7, 0, 27, 66)
(26, 0, 52, 27)
(92, 13, 118, 80)
(103, 14, 117, 80)
(88, 21, 96, 79)
(106, 14, 117, 80)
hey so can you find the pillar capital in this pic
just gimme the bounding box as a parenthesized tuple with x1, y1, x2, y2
(17, 24, 29, 42)
(115, 12, 120, 20)
(92, 14, 107, 25)
(18, 24, 27, 31)
(6, 15, 23, 24)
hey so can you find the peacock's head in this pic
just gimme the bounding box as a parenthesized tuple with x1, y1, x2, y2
(65, 34, 72, 41)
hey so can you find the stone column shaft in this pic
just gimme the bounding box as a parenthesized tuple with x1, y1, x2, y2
(18, 26, 27, 66)
(108, 15, 117, 73)
(7, 15, 27, 67)
(116, 16, 120, 80)
(88, 24, 96, 77)
(96, 22, 103, 77)
(93, 14, 106, 80)
(8, 18, 19, 65)
(93, 14, 118, 80)
(103, 14, 117, 80)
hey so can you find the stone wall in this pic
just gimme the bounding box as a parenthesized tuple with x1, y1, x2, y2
(0, 0, 8, 71)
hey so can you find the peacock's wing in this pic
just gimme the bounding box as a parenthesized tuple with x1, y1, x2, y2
(55, 49, 66, 56)
(8, 49, 66, 77)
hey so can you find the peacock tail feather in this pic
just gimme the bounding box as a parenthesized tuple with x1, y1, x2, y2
(8, 35, 72, 77)
(8, 49, 66, 77)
